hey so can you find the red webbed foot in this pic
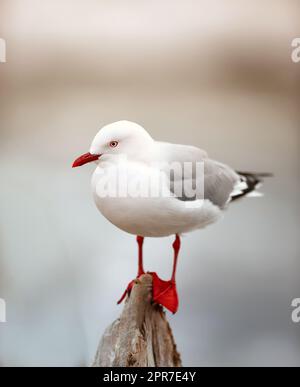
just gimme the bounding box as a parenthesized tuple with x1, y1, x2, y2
(150, 272, 179, 314)
(117, 273, 179, 314)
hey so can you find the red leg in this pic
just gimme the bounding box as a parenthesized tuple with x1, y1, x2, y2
(171, 234, 180, 282)
(117, 236, 145, 304)
(151, 235, 180, 314)
(137, 236, 145, 277)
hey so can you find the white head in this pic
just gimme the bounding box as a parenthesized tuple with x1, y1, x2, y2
(73, 120, 154, 167)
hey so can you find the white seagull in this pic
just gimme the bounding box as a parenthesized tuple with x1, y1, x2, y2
(73, 120, 271, 313)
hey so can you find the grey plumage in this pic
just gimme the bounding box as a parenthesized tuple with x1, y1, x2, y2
(157, 141, 268, 209)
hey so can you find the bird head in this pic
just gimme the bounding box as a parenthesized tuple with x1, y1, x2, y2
(72, 120, 154, 168)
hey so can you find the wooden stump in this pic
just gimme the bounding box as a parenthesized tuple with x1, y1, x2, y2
(92, 274, 182, 367)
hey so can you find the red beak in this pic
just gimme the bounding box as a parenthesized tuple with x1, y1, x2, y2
(72, 152, 100, 168)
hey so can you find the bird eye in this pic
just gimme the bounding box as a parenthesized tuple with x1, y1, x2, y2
(109, 141, 118, 148)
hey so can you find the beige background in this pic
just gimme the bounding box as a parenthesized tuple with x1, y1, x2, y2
(0, 0, 299, 366)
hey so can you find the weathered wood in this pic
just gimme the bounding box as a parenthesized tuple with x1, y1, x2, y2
(92, 274, 182, 367)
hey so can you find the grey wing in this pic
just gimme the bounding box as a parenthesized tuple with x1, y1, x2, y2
(203, 159, 240, 208)
(157, 142, 239, 208)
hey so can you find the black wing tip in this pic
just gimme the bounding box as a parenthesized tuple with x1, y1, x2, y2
(231, 171, 272, 202)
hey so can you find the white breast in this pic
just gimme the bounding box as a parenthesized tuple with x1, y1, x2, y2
(91, 160, 222, 237)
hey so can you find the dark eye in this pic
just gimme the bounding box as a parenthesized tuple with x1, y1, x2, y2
(109, 141, 118, 148)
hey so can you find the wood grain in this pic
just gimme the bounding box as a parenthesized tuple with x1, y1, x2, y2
(92, 274, 182, 367)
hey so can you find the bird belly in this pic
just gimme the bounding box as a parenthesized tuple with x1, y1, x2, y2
(93, 195, 221, 237)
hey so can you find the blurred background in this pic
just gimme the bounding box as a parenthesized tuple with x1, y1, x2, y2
(0, 0, 299, 366)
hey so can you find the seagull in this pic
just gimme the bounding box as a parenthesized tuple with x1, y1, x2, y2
(73, 120, 271, 313)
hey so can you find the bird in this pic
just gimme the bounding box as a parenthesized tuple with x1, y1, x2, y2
(72, 120, 271, 314)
